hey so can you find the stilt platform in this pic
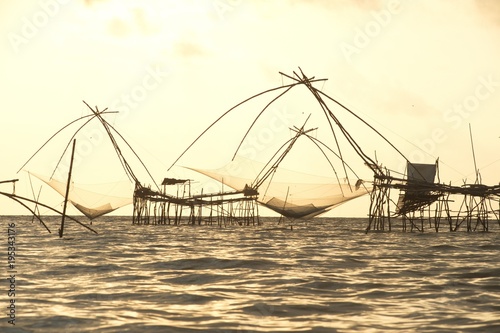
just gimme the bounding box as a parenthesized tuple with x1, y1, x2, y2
(132, 179, 260, 227)
(366, 162, 500, 232)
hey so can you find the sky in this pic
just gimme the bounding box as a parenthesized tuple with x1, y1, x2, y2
(1, 0, 500, 217)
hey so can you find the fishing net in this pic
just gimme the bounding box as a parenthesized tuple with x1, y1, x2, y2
(30, 172, 133, 219)
(188, 156, 371, 218)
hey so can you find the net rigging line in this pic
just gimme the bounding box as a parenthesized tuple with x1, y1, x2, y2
(82, 101, 160, 191)
(170, 68, 431, 185)
(19, 102, 161, 211)
(167, 76, 328, 171)
(17, 111, 117, 176)
(282, 70, 356, 187)
(252, 116, 319, 196)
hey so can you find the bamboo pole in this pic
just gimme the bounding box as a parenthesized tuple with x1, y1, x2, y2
(278, 186, 290, 225)
(59, 139, 76, 238)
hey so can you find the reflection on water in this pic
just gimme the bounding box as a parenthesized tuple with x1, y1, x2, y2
(6, 216, 500, 332)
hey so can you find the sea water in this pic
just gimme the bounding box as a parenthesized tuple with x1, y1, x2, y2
(2, 216, 500, 332)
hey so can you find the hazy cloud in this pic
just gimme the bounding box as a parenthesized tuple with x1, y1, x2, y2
(290, 0, 386, 10)
(174, 40, 207, 59)
(474, 0, 500, 26)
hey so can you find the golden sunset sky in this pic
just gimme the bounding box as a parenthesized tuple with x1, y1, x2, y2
(1, 0, 499, 216)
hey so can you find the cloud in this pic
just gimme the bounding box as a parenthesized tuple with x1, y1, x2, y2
(107, 17, 130, 37)
(290, 0, 386, 10)
(104, 8, 160, 37)
(474, 0, 500, 26)
(173, 40, 207, 59)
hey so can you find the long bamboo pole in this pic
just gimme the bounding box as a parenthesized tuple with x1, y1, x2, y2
(59, 139, 76, 238)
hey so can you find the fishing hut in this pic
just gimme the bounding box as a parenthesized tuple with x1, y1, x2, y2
(367, 161, 443, 232)
(366, 160, 500, 233)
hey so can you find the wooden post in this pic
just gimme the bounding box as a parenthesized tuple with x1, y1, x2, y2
(59, 139, 76, 238)
(278, 186, 290, 225)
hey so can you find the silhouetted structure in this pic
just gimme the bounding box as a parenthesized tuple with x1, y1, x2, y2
(132, 180, 260, 226)
(367, 161, 500, 232)
(15, 70, 499, 234)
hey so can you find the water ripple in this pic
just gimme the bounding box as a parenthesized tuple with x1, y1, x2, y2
(7, 216, 500, 332)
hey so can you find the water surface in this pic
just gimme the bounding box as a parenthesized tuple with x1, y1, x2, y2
(4, 216, 500, 332)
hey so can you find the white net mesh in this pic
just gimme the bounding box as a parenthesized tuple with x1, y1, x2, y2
(188, 156, 371, 218)
(30, 172, 133, 219)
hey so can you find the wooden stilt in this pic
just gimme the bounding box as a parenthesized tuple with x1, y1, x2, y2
(59, 139, 76, 238)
